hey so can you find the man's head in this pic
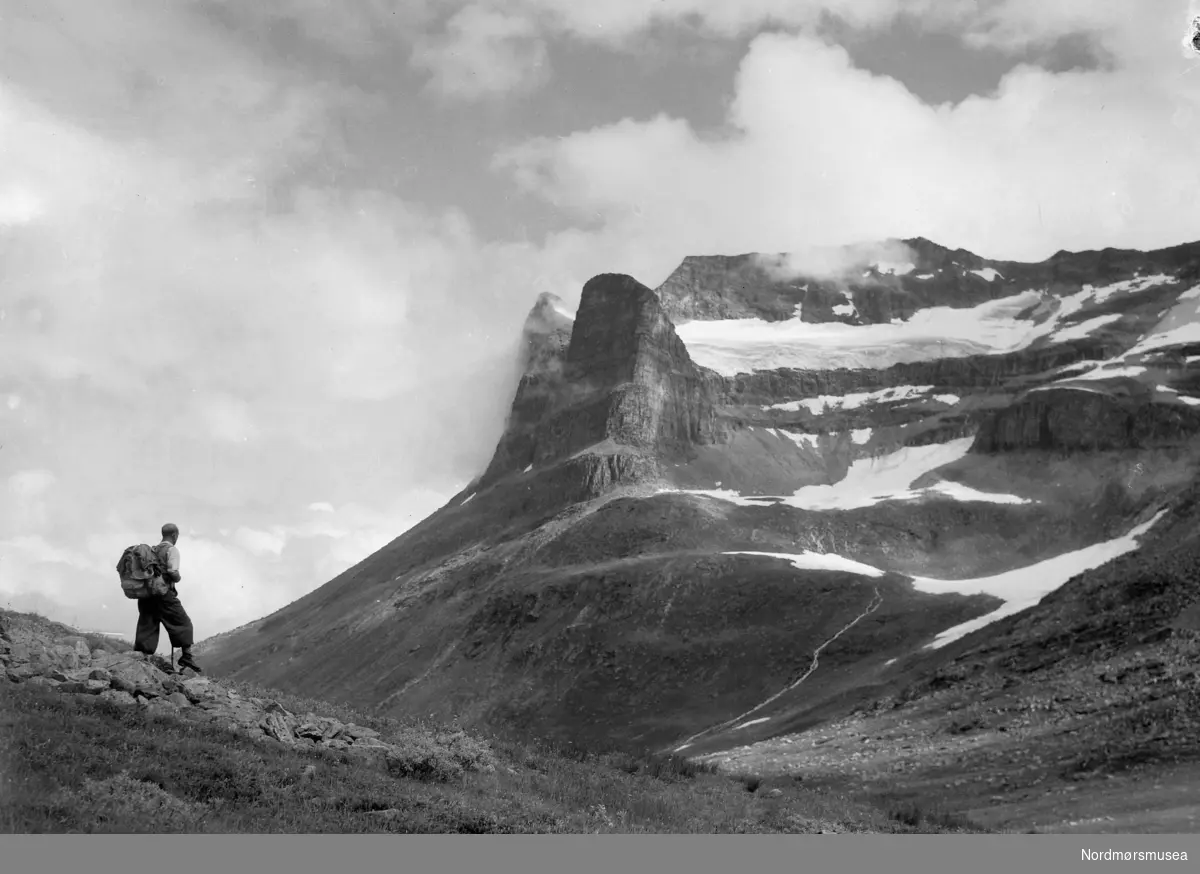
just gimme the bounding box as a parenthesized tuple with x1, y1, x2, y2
(161, 522, 179, 545)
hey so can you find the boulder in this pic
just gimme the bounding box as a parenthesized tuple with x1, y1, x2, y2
(342, 723, 380, 741)
(196, 696, 263, 729)
(180, 678, 216, 704)
(51, 644, 81, 671)
(262, 700, 294, 718)
(60, 679, 111, 695)
(259, 713, 297, 744)
(167, 692, 192, 709)
(145, 698, 179, 716)
(107, 658, 166, 699)
(296, 721, 325, 741)
(99, 689, 137, 707)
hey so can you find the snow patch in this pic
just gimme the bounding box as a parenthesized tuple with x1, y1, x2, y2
(733, 716, 771, 730)
(924, 481, 1032, 505)
(766, 385, 935, 413)
(932, 394, 960, 405)
(1070, 365, 1147, 382)
(726, 550, 885, 578)
(1051, 313, 1123, 344)
(883, 658, 897, 667)
(1026, 383, 1109, 397)
(914, 273, 935, 280)
(551, 303, 576, 321)
(523, 464, 533, 473)
(460, 492, 476, 506)
(918, 510, 1169, 650)
(666, 438, 1028, 510)
(970, 268, 1004, 282)
(851, 428, 872, 445)
(778, 430, 818, 449)
(785, 439, 976, 510)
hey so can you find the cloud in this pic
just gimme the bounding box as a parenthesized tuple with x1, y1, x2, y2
(412, 5, 551, 100)
(497, 18, 1200, 279)
(0, 0, 538, 641)
(751, 240, 922, 282)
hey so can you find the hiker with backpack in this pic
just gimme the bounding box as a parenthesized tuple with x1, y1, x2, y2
(116, 523, 201, 673)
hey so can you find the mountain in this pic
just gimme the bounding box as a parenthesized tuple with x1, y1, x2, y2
(197, 235, 1200, 829)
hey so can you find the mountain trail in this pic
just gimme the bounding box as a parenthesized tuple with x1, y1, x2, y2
(672, 586, 884, 754)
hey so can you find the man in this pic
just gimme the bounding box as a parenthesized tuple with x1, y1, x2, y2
(133, 522, 202, 673)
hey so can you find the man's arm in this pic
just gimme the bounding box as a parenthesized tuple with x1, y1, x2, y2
(163, 545, 181, 584)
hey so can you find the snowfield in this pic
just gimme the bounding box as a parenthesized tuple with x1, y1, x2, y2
(672, 275, 1183, 376)
(916, 509, 1168, 649)
(663, 437, 1031, 509)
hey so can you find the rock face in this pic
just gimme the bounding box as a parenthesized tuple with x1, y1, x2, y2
(974, 389, 1200, 453)
(479, 274, 726, 490)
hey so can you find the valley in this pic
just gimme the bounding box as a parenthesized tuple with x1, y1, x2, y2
(194, 237, 1200, 832)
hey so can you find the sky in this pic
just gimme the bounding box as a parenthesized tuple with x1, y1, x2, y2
(2, 0, 1199, 644)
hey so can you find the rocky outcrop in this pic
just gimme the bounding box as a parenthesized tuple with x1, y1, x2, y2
(479, 293, 573, 483)
(0, 609, 495, 782)
(479, 274, 727, 489)
(972, 390, 1200, 453)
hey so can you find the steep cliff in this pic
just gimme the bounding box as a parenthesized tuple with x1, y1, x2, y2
(480, 274, 727, 490)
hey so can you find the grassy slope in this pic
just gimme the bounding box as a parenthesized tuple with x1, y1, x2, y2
(0, 616, 984, 834)
(687, 481, 1200, 833)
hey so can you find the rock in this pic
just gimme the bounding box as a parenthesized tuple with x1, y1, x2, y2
(350, 736, 390, 749)
(259, 713, 297, 744)
(180, 677, 215, 704)
(99, 689, 137, 707)
(296, 722, 325, 740)
(88, 668, 113, 684)
(6, 665, 35, 682)
(52, 644, 81, 671)
(74, 639, 91, 661)
(27, 676, 61, 688)
(768, 788, 784, 797)
(342, 724, 380, 741)
(146, 698, 179, 716)
(300, 764, 318, 780)
(167, 692, 192, 709)
(262, 700, 293, 718)
(107, 659, 166, 699)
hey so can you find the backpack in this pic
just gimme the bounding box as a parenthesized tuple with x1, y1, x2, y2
(116, 543, 171, 600)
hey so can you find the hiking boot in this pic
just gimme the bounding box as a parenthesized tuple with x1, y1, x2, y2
(177, 652, 203, 673)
